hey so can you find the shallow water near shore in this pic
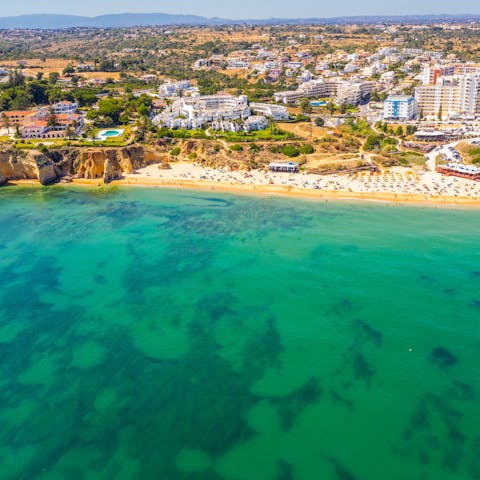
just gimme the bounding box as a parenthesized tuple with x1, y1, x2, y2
(0, 185, 479, 480)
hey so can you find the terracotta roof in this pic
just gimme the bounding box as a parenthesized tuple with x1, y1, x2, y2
(22, 120, 48, 128)
(2, 110, 32, 117)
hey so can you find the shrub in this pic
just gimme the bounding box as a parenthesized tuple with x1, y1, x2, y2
(364, 134, 382, 151)
(170, 147, 181, 156)
(269, 145, 281, 154)
(230, 144, 244, 152)
(281, 145, 300, 157)
(299, 144, 314, 155)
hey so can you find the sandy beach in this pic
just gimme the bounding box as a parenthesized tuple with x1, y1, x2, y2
(115, 162, 480, 206)
(8, 161, 480, 206)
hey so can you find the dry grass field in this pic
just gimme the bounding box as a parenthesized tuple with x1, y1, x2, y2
(0, 58, 121, 80)
(278, 122, 330, 140)
(0, 58, 72, 74)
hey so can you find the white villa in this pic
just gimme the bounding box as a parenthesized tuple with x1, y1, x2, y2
(51, 101, 78, 115)
(159, 80, 192, 97)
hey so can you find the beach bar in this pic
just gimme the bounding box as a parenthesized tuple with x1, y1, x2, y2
(436, 164, 480, 181)
(269, 161, 299, 173)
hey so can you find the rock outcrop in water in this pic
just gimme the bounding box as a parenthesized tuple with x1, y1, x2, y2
(0, 146, 167, 185)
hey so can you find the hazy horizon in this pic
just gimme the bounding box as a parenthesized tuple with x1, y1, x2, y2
(1, 0, 480, 19)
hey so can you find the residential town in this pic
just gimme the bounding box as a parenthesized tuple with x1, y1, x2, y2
(2, 22, 480, 179)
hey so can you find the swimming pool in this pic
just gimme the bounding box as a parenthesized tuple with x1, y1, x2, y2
(310, 101, 327, 107)
(96, 129, 124, 140)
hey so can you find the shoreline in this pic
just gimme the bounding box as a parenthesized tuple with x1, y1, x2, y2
(113, 177, 480, 206)
(6, 177, 480, 207)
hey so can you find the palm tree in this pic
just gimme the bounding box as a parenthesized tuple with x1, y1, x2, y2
(326, 101, 335, 116)
(71, 120, 79, 139)
(299, 97, 312, 115)
(65, 126, 75, 140)
(84, 125, 96, 144)
(14, 123, 21, 139)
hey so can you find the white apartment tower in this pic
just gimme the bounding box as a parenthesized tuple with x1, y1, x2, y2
(415, 74, 480, 119)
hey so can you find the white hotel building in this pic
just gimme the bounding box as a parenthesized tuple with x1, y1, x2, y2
(154, 95, 262, 130)
(154, 93, 291, 131)
(274, 79, 374, 106)
(249, 103, 290, 120)
(179, 95, 251, 122)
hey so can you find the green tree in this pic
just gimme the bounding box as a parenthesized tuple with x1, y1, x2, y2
(84, 125, 96, 144)
(326, 101, 335, 115)
(2, 113, 11, 134)
(65, 125, 75, 140)
(97, 99, 124, 124)
(26, 81, 49, 105)
(299, 97, 312, 115)
(47, 112, 59, 129)
(8, 70, 25, 87)
(406, 125, 417, 135)
(137, 104, 150, 118)
(63, 64, 75, 76)
(10, 91, 32, 110)
(48, 72, 59, 85)
(364, 134, 382, 151)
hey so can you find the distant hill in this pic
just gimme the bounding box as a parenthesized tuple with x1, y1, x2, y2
(0, 13, 216, 29)
(0, 12, 479, 29)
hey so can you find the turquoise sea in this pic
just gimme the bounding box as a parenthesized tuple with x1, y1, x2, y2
(0, 185, 479, 480)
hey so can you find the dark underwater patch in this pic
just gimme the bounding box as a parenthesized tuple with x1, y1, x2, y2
(352, 352, 375, 382)
(329, 388, 354, 410)
(187, 196, 234, 207)
(448, 380, 476, 402)
(276, 460, 295, 480)
(323, 456, 358, 480)
(402, 392, 467, 476)
(353, 319, 383, 348)
(242, 316, 284, 374)
(270, 379, 322, 431)
(430, 347, 458, 369)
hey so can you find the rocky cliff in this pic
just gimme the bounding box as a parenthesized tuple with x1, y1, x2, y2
(0, 146, 167, 185)
(0, 139, 308, 186)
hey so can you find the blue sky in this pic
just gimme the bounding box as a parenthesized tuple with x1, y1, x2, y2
(3, 0, 480, 18)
